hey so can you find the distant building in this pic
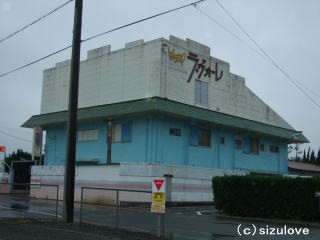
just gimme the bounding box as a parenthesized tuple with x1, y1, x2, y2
(23, 36, 308, 202)
(288, 161, 320, 176)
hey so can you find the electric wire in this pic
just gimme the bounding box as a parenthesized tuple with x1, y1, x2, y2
(0, 0, 205, 79)
(194, 5, 272, 64)
(82, 0, 205, 43)
(196, 4, 320, 102)
(0, 0, 74, 44)
(0, 127, 32, 135)
(215, 0, 320, 109)
(0, 129, 32, 143)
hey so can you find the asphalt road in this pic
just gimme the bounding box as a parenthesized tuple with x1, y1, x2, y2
(1, 193, 320, 240)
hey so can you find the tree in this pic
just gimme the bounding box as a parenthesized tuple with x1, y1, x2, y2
(310, 150, 316, 164)
(306, 147, 310, 163)
(302, 150, 307, 162)
(316, 149, 320, 166)
(4, 149, 32, 172)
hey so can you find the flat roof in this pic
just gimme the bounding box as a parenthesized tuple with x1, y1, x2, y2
(22, 97, 308, 143)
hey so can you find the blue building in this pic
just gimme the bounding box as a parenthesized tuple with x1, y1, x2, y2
(22, 36, 308, 201)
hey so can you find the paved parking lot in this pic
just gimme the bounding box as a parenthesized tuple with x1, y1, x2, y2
(1, 193, 320, 239)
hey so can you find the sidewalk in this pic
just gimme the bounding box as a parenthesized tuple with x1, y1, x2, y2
(0, 218, 163, 240)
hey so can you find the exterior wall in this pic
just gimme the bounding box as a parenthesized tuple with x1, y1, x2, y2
(43, 115, 288, 174)
(234, 137, 288, 174)
(111, 117, 148, 164)
(44, 125, 67, 165)
(44, 121, 107, 165)
(41, 39, 163, 114)
(40, 35, 293, 130)
(163, 36, 293, 129)
(30, 163, 248, 203)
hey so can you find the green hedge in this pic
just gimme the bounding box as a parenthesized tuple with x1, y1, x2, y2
(212, 175, 320, 221)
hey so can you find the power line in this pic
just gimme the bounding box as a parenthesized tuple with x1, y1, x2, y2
(215, 0, 320, 110)
(0, 127, 32, 135)
(82, 0, 205, 43)
(0, 0, 205, 79)
(197, 4, 320, 102)
(0, 46, 71, 78)
(0, 129, 32, 143)
(194, 6, 272, 64)
(0, 0, 74, 44)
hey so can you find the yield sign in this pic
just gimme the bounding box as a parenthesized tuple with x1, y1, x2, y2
(154, 179, 164, 191)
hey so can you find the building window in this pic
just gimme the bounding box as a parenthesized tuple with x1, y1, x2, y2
(112, 123, 131, 143)
(260, 144, 265, 152)
(270, 145, 279, 153)
(169, 128, 181, 136)
(220, 137, 225, 145)
(243, 137, 259, 155)
(78, 129, 99, 142)
(195, 80, 208, 106)
(235, 139, 242, 149)
(190, 126, 211, 147)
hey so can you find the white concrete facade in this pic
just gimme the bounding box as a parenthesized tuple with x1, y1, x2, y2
(40, 35, 293, 130)
(30, 163, 248, 203)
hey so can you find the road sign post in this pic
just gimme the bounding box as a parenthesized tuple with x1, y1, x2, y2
(151, 178, 166, 238)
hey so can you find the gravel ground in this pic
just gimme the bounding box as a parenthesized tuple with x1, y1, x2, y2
(0, 218, 165, 240)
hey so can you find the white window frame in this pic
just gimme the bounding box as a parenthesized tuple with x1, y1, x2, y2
(77, 129, 99, 142)
(195, 79, 208, 106)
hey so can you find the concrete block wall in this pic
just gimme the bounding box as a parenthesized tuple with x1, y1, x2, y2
(41, 39, 163, 114)
(30, 164, 248, 203)
(40, 35, 293, 131)
(162, 36, 293, 130)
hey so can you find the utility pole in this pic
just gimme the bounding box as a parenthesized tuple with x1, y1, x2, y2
(63, 0, 83, 223)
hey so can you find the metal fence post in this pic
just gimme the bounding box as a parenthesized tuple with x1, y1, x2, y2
(24, 183, 28, 218)
(157, 213, 165, 238)
(116, 189, 119, 229)
(56, 185, 59, 222)
(80, 187, 83, 223)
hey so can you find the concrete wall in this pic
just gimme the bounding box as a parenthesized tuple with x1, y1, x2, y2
(41, 39, 162, 114)
(30, 163, 248, 203)
(40, 35, 293, 130)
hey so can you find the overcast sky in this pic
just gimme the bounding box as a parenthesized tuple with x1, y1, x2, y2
(0, 0, 319, 157)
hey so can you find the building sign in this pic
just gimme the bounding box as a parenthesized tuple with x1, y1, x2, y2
(167, 48, 224, 83)
(0, 146, 5, 173)
(187, 52, 223, 83)
(32, 127, 43, 158)
(168, 48, 186, 63)
(151, 178, 166, 213)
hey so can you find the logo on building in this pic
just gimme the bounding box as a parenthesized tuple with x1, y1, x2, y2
(168, 48, 186, 64)
(187, 52, 223, 83)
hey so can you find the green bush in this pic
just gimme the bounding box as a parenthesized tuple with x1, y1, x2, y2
(212, 175, 320, 221)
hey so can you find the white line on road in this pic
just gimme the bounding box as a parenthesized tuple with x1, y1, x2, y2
(0, 205, 62, 218)
(28, 210, 62, 218)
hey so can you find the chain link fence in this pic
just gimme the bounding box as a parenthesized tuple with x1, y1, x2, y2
(79, 187, 157, 230)
(0, 182, 60, 221)
(0, 183, 168, 237)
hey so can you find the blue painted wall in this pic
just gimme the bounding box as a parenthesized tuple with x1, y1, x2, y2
(76, 121, 107, 164)
(111, 118, 147, 163)
(43, 115, 288, 174)
(44, 125, 67, 166)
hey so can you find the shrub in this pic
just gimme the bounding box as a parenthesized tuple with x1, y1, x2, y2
(212, 175, 320, 221)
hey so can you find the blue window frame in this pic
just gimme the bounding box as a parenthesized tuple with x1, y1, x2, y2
(190, 126, 211, 147)
(112, 122, 131, 143)
(243, 137, 259, 155)
(270, 145, 279, 153)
